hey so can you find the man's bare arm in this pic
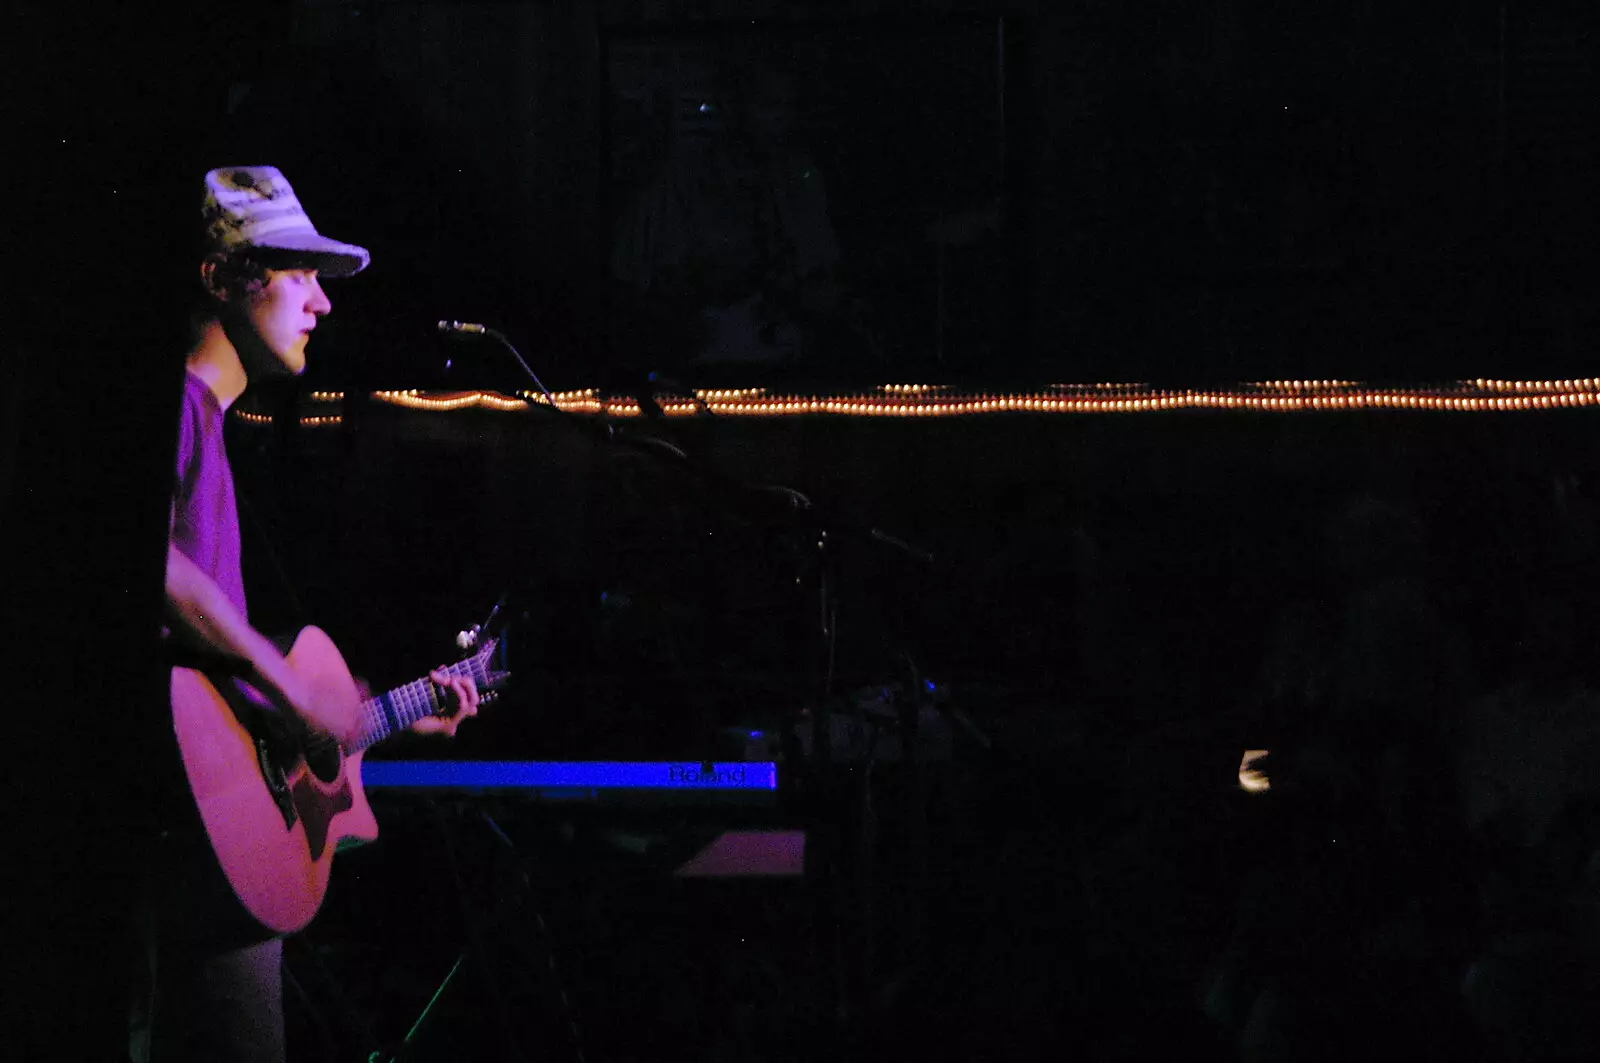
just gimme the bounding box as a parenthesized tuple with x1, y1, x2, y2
(165, 545, 358, 743)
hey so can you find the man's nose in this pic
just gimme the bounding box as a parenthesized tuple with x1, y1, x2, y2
(309, 276, 332, 315)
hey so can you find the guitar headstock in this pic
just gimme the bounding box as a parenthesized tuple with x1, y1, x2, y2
(456, 588, 513, 652)
(455, 624, 489, 654)
(453, 592, 514, 696)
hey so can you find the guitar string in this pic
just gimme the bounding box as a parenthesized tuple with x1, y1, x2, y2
(353, 649, 494, 749)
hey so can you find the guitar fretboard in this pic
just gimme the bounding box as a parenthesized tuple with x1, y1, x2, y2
(355, 652, 492, 752)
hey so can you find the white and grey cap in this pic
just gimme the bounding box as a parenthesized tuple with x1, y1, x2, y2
(202, 165, 370, 277)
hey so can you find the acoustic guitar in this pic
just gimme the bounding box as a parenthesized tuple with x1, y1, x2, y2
(169, 618, 506, 936)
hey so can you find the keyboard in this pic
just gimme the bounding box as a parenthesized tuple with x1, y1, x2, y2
(361, 760, 799, 876)
(362, 759, 778, 796)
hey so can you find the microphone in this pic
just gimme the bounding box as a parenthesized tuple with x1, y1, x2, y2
(433, 318, 556, 407)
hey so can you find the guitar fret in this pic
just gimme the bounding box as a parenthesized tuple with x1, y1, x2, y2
(405, 679, 432, 725)
(379, 693, 401, 740)
(361, 699, 387, 752)
(349, 641, 496, 754)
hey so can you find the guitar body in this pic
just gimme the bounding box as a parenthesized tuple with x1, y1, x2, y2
(170, 626, 378, 937)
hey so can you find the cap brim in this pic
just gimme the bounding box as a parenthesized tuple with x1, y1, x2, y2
(252, 232, 371, 277)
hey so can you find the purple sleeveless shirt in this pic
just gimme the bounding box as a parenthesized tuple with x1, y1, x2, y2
(170, 370, 248, 620)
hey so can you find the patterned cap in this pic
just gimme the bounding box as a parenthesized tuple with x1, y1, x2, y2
(202, 165, 370, 277)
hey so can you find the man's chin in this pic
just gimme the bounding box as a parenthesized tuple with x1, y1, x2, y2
(245, 345, 308, 380)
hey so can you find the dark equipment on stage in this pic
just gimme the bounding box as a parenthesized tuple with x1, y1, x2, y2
(330, 320, 976, 1062)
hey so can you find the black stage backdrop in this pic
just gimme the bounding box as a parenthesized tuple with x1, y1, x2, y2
(5, 4, 271, 1057)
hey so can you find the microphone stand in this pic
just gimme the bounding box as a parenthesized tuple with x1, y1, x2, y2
(440, 323, 559, 407)
(445, 324, 932, 565)
(450, 324, 934, 1044)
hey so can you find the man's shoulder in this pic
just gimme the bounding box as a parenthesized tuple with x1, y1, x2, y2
(182, 369, 220, 414)
(175, 369, 227, 477)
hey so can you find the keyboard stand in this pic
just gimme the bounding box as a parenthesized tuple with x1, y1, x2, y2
(379, 805, 586, 1063)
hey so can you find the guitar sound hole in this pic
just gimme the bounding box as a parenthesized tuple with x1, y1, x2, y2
(304, 740, 342, 784)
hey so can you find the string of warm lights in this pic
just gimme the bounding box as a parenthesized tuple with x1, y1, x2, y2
(230, 378, 1600, 426)
(699, 387, 768, 400)
(370, 388, 534, 413)
(1469, 378, 1600, 394)
(1247, 380, 1363, 391)
(1050, 382, 1150, 392)
(233, 408, 346, 427)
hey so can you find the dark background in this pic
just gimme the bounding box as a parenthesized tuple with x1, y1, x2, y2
(20, 0, 1598, 388)
(7, 0, 1600, 1059)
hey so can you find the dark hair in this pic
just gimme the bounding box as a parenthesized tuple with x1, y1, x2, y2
(194, 245, 323, 305)
(206, 252, 272, 299)
(185, 251, 269, 345)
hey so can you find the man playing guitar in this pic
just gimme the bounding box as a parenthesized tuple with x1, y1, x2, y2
(137, 165, 482, 1063)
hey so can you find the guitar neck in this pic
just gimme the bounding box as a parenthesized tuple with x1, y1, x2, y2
(355, 654, 489, 752)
